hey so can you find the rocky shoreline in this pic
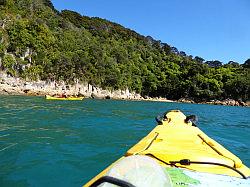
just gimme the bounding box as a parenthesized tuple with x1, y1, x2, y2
(177, 98, 249, 107)
(0, 73, 249, 107)
(0, 73, 173, 102)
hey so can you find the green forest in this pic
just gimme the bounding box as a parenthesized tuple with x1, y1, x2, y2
(0, 0, 249, 101)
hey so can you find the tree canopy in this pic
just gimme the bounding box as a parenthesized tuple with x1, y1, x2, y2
(0, 0, 249, 101)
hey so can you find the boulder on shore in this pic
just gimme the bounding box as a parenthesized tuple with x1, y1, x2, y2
(210, 99, 247, 107)
(178, 98, 195, 103)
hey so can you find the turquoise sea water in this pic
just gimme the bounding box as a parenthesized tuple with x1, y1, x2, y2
(0, 95, 249, 187)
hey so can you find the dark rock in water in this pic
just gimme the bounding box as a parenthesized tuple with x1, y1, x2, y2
(77, 93, 85, 97)
(105, 95, 111, 99)
(23, 89, 30, 93)
(91, 93, 97, 98)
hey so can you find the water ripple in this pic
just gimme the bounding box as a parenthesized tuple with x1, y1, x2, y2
(0, 96, 249, 187)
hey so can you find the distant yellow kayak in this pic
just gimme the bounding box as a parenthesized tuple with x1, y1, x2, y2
(45, 95, 84, 100)
(84, 110, 250, 187)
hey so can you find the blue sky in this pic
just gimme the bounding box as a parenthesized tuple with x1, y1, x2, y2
(51, 0, 250, 64)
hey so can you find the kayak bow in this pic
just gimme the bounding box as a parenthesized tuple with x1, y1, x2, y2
(84, 110, 250, 187)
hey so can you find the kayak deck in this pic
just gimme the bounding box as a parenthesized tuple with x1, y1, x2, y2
(126, 121, 249, 177)
(84, 110, 250, 186)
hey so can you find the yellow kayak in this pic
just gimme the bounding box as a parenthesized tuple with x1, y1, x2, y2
(45, 95, 84, 100)
(84, 110, 250, 187)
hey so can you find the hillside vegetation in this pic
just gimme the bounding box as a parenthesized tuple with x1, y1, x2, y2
(0, 0, 249, 101)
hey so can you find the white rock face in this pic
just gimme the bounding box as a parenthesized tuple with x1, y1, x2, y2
(0, 72, 179, 104)
(0, 72, 146, 100)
